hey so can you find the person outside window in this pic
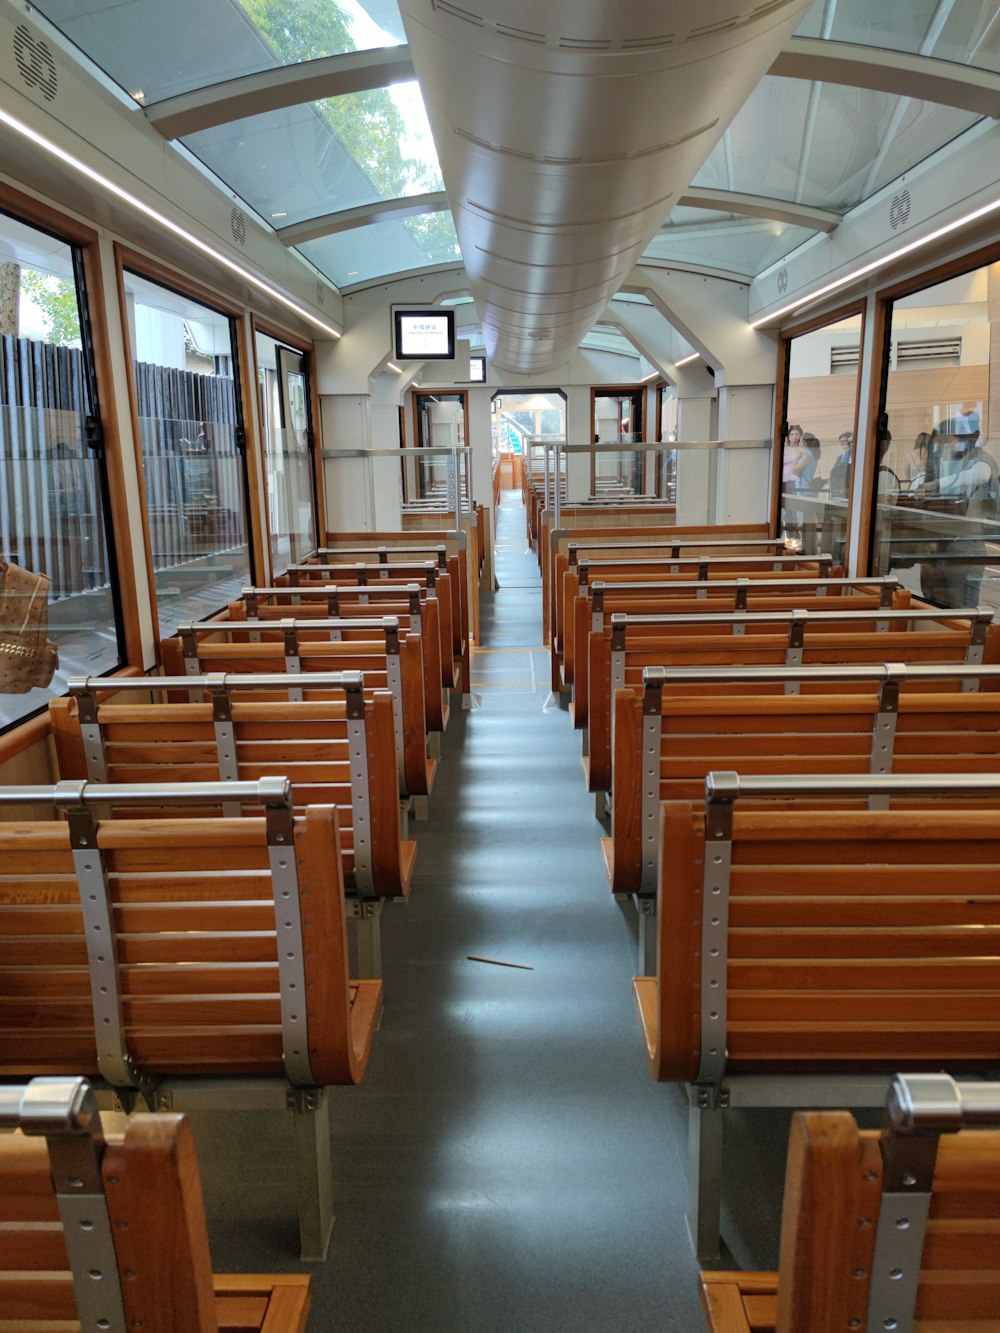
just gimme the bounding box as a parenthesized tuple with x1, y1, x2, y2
(828, 431, 853, 501)
(917, 414, 997, 607)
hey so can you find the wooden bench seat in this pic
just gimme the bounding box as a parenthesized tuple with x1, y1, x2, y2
(701, 1073, 1000, 1333)
(611, 661, 1000, 904)
(542, 519, 771, 649)
(633, 770, 1000, 1263)
(294, 555, 469, 692)
(233, 582, 448, 731)
(587, 605, 996, 793)
(570, 574, 904, 727)
(558, 551, 841, 695)
(167, 613, 438, 800)
(0, 778, 380, 1259)
(322, 523, 481, 647)
(0, 1077, 312, 1331)
(50, 671, 416, 905)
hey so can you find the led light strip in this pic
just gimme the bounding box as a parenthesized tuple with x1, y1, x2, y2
(0, 103, 342, 338)
(751, 194, 1000, 329)
(674, 352, 700, 367)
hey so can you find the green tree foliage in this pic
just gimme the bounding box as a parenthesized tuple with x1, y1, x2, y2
(20, 270, 81, 345)
(238, 0, 437, 204)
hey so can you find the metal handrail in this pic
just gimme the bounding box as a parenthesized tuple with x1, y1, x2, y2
(615, 606, 989, 629)
(69, 672, 366, 694)
(705, 770, 1000, 801)
(643, 661, 1000, 688)
(0, 777, 293, 808)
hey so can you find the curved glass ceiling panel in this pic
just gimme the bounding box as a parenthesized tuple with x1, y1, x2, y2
(31, 0, 405, 105)
(795, 0, 1000, 76)
(182, 81, 442, 227)
(694, 78, 981, 214)
(642, 208, 815, 277)
(300, 211, 461, 287)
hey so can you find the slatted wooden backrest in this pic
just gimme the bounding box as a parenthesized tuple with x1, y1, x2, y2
(0, 788, 380, 1085)
(548, 527, 777, 649)
(227, 584, 447, 723)
(49, 679, 413, 898)
(585, 608, 997, 793)
(555, 550, 837, 687)
(701, 1078, 1000, 1333)
(0, 1084, 312, 1333)
(164, 618, 434, 797)
(646, 785, 1000, 1085)
(542, 520, 771, 647)
(321, 528, 474, 655)
(569, 579, 906, 722)
(290, 558, 465, 685)
(612, 672, 1000, 894)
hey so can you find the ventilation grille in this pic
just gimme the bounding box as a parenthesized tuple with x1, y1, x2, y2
(456, 121, 715, 168)
(14, 25, 57, 102)
(896, 336, 961, 365)
(432, 0, 796, 50)
(315, 282, 325, 307)
(830, 344, 859, 371)
(231, 208, 247, 247)
(890, 189, 912, 231)
(776, 267, 789, 295)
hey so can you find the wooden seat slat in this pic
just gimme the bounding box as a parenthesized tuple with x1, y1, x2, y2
(51, 689, 413, 898)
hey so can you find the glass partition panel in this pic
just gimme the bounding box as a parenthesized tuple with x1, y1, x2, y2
(123, 270, 252, 639)
(255, 334, 316, 571)
(872, 263, 998, 612)
(781, 311, 864, 558)
(407, 392, 468, 508)
(593, 390, 645, 495)
(0, 211, 123, 731)
(642, 208, 815, 278)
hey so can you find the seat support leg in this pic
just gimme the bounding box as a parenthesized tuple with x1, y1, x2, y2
(288, 1087, 334, 1262)
(638, 899, 657, 976)
(687, 1093, 724, 1263)
(352, 902, 383, 979)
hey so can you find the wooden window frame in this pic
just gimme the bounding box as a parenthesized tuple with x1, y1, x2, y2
(250, 315, 323, 567)
(0, 184, 137, 761)
(114, 244, 265, 644)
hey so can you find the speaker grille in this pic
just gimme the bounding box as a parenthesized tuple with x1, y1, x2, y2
(231, 207, 247, 247)
(890, 190, 911, 231)
(14, 25, 57, 102)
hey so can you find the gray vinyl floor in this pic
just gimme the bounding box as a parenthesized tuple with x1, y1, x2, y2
(191, 490, 787, 1330)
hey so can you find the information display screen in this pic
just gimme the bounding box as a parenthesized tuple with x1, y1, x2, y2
(394, 309, 455, 360)
(469, 355, 485, 382)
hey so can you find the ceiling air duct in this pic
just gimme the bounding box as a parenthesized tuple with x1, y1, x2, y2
(398, 0, 814, 374)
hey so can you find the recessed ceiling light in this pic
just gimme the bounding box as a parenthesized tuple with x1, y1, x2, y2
(130, 89, 145, 103)
(271, 211, 288, 219)
(347, 270, 359, 277)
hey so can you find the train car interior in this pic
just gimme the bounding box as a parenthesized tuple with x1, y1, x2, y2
(2, 1, 1000, 1329)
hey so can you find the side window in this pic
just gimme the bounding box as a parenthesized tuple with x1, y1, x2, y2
(778, 310, 864, 561)
(255, 333, 318, 572)
(122, 269, 253, 639)
(872, 264, 995, 612)
(0, 209, 124, 732)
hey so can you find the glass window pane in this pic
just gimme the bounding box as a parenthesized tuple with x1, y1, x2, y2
(873, 264, 998, 613)
(30, 0, 406, 105)
(693, 78, 981, 213)
(123, 270, 252, 638)
(781, 312, 864, 560)
(256, 334, 317, 570)
(300, 211, 462, 287)
(183, 82, 442, 230)
(0, 211, 123, 731)
(795, 0, 1000, 77)
(643, 208, 815, 277)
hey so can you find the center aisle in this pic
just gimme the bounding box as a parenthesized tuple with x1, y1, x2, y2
(206, 490, 710, 1330)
